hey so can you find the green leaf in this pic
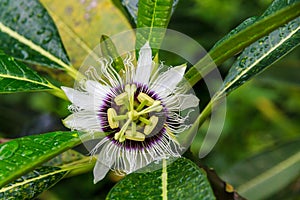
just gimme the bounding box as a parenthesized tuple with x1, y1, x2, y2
(100, 35, 125, 72)
(0, 51, 60, 93)
(40, 0, 133, 69)
(210, 17, 258, 52)
(0, 0, 73, 71)
(107, 158, 215, 200)
(121, 0, 179, 24)
(218, 16, 300, 95)
(0, 166, 67, 199)
(222, 139, 300, 200)
(0, 131, 81, 187)
(0, 154, 95, 199)
(136, 0, 174, 55)
(184, 1, 300, 86)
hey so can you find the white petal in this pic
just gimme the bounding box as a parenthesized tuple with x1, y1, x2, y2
(85, 80, 110, 101)
(93, 159, 111, 184)
(61, 86, 93, 110)
(151, 64, 186, 97)
(134, 42, 153, 84)
(62, 111, 101, 132)
(93, 139, 116, 183)
(177, 94, 199, 110)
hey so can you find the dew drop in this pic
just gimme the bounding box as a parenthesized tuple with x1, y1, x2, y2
(5, 165, 14, 171)
(21, 150, 33, 156)
(53, 142, 59, 146)
(0, 141, 19, 160)
(42, 30, 53, 44)
(250, 47, 256, 53)
(21, 50, 29, 59)
(12, 14, 20, 22)
(37, 28, 45, 35)
(36, 9, 46, 18)
(29, 12, 34, 17)
(20, 17, 27, 24)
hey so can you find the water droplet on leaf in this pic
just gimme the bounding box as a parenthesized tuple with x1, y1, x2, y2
(21, 150, 33, 156)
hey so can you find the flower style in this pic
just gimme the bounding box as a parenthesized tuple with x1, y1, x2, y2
(62, 42, 199, 183)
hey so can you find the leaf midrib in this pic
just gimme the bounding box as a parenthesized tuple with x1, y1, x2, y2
(218, 22, 300, 96)
(0, 22, 72, 71)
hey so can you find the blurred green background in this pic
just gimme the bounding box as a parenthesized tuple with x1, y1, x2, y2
(0, 0, 299, 199)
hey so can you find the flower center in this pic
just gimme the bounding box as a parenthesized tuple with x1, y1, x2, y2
(107, 84, 164, 143)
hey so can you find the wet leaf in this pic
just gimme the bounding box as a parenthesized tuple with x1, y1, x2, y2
(0, 166, 67, 199)
(210, 16, 258, 52)
(107, 158, 215, 200)
(185, 1, 300, 86)
(0, 155, 95, 199)
(0, 131, 81, 187)
(0, 51, 58, 93)
(0, 0, 71, 70)
(218, 16, 300, 95)
(136, 0, 174, 55)
(40, 0, 134, 68)
(121, 0, 179, 24)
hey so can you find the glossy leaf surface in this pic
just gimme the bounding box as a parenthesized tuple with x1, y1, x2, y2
(0, 0, 70, 70)
(185, 1, 300, 86)
(0, 51, 56, 93)
(0, 131, 81, 187)
(136, 0, 174, 55)
(121, 0, 179, 24)
(0, 166, 67, 199)
(107, 158, 215, 200)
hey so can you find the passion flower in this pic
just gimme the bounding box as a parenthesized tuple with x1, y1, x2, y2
(62, 42, 199, 183)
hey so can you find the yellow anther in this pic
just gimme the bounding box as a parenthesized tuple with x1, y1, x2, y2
(144, 116, 159, 135)
(114, 92, 128, 105)
(137, 93, 154, 106)
(125, 130, 145, 141)
(107, 108, 119, 129)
